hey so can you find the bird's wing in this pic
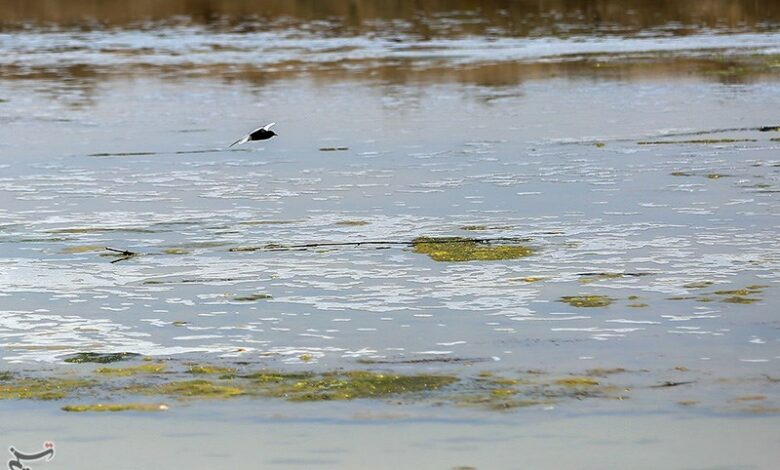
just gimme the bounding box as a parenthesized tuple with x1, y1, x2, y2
(229, 134, 250, 147)
(262, 122, 276, 131)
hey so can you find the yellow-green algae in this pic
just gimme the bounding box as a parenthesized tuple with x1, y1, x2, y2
(412, 236, 533, 262)
(163, 248, 190, 255)
(713, 285, 766, 304)
(62, 403, 168, 412)
(61, 245, 106, 254)
(186, 364, 236, 377)
(96, 363, 166, 377)
(255, 371, 458, 401)
(130, 380, 245, 399)
(721, 296, 760, 304)
(555, 377, 600, 387)
(0, 377, 92, 400)
(579, 273, 626, 284)
(559, 295, 613, 308)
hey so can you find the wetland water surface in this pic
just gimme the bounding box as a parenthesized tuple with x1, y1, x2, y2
(1, 1, 779, 469)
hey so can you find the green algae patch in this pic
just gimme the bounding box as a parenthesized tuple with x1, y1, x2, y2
(721, 296, 760, 304)
(671, 171, 692, 177)
(706, 173, 729, 180)
(412, 237, 533, 262)
(62, 245, 107, 254)
(684, 281, 714, 289)
(131, 380, 245, 399)
(714, 288, 764, 296)
(555, 377, 600, 387)
(63, 352, 142, 364)
(163, 248, 190, 255)
(62, 403, 168, 413)
(186, 365, 236, 377)
(232, 293, 272, 302)
(559, 295, 612, 308)
(257, 371, 458, 402)
(461, 225, 487, 231)
(335, 220, 369, 226)
(244, 371, 313, 384)
(579, 273, 626, 284)
(713, 285, 765, 304)
(456, 394, 546, 411)
(0, 378, 92, 400)
(95, 363, 166, 377)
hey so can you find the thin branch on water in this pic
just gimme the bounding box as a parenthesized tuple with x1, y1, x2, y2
(228, 237, 532, 253)
(105, 247, 139, 263)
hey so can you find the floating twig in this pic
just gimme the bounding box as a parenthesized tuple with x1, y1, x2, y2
(105, 247, 139, 263)
(649, 380, 696, 388)
(228, 237, 531, 253)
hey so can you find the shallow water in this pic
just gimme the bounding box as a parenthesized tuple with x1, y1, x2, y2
(1, 1, 780, 468)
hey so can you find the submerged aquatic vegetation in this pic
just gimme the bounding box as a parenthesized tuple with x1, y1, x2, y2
(131, 380, 245, 399)
(95, 363, 166, 377)
(683, 281, 714, 289)
(559, 295, 613, 308)
(232, 293, 272, 302)
(256, 370, 458, 402)
(0, 377, 91, 400)
(411, 236, 533, 262)
(335, 220, 369, 226)
(555, 377, 600, 387)
(721, 296, 760, 304)
(61, 244, 107, 254)
(62, 403, 168, 412)
(162, 248, 190, 255)
(63, 352, 142, 364)
(713, 285, 766, 304)
(186, 364, 236, 377)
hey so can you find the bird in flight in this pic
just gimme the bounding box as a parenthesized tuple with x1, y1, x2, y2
(229, 122, 277, 147)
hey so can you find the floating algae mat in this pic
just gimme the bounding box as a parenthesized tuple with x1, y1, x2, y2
(130, 380, 246, 399)
(63, 352, 142, 364)
(250, 370, 458, 402)
(62, 403, 168, 413)
(411, 237, 534, 262)
(0, 377, 93, 400)
(95, 363, 166, 377)
(559, 295, 613, 308)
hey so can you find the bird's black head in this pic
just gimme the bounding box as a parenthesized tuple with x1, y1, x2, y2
(270, 131, 278, 137)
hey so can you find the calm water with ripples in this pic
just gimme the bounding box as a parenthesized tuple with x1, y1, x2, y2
(1, 2, 779, 469)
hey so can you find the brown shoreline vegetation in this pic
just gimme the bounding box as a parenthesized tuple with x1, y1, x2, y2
(2, 0, 779, 33)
